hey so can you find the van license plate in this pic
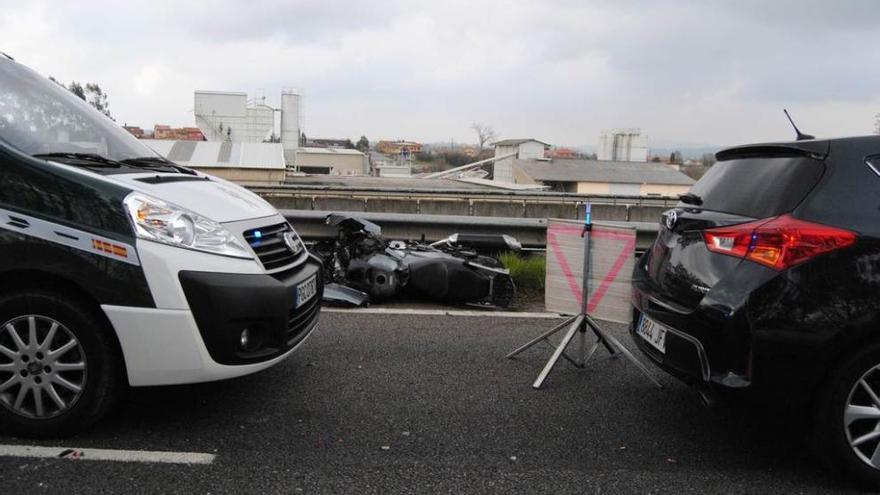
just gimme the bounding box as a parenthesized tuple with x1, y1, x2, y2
(636, 315, 667, 354)
(296, 275, 318, 308)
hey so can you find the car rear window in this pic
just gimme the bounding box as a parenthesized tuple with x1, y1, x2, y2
(687, 156, 824, 219)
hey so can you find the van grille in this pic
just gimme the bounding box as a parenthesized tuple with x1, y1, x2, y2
(287, 287, 321, 346)
(243, 222, 302, 272)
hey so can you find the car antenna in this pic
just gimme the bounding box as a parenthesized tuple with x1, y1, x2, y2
(783, 109, 814, 141)
(0, 51, 14, 61)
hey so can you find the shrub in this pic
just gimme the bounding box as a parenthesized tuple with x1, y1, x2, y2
(500, 252, 545, 295)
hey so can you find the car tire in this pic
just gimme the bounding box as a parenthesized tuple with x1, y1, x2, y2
(0, 290, 123, 438)
(814, 342, 880, 489)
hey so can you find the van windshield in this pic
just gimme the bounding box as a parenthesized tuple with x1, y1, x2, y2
(0, 58, 157, 162)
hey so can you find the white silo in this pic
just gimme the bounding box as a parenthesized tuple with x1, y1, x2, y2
(280, 91, 300, 166)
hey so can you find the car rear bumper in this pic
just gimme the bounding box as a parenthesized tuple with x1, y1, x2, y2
(630, 283, 752, 389)
(629, 303, 711, 384)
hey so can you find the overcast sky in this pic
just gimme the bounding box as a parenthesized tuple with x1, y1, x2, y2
(2, 0, 878, 149)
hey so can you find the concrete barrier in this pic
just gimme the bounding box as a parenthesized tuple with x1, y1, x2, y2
(260, 191, 672, 222)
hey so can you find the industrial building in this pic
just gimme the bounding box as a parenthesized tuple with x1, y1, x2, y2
(491, 138, 550, 183)
(143, 139, 285, 183)
(193, 91, 276, 143)
(369, 151, 412, 177)
(295, 147, 368, 176)
(188, 89, 366, 178)
(512, 158, 694, 196)
(597, 128, 648, 162)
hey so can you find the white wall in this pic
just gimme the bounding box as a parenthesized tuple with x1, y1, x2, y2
(195, 91, 274, 144)
(494, 140, 546, 183)
(597, 129, 648, 162)
(280, 92, 300, 165)
(493, 144, 517, 183)
(608, 183, 642, 196)
(518, 141, 545, 160)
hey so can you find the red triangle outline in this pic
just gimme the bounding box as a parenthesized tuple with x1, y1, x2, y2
(547, 224, 635, 313)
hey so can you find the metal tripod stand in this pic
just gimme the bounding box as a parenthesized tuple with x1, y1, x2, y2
(506, 205, 663, 389)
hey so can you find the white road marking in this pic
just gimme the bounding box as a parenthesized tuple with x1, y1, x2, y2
(323, 307, 564, 319)
(0, 444, 215, 465)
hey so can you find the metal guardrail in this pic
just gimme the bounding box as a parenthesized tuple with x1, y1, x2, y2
(281, 209, 659, 251)
(257, 184, 679, 207)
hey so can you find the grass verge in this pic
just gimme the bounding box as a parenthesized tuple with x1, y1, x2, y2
(500, 251, 546, 297)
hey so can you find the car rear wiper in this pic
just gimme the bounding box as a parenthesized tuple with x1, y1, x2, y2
(119, 156, 197, 175)
(678, 193, 703, 206)
(32, 152, 122, 168)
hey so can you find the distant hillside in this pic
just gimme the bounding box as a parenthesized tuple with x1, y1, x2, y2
(565, 143, 721, 161)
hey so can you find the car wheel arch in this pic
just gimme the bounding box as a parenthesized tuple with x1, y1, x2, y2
(0, 268, 129, 385)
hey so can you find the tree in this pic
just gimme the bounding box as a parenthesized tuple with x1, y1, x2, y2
(471, 122, 496, 157)
(356, 136, 369, 152)
(67, 81, 86, 100)
(700, 152, 716, 167)
(50, 77, 113, 120)
(84, 83, 112, 120)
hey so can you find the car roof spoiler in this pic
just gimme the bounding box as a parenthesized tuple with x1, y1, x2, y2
(716, 140, 829, 162)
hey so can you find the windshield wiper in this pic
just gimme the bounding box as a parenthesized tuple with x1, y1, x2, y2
(119, 156, 197, 175)
(678, 192, 703, 206)
(33, 152, 122, 168)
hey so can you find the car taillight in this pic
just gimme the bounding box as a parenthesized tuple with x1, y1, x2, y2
(703, 214, 856, 271)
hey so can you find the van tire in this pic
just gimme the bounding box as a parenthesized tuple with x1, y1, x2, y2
(0, 290, 122, 438)
(814, 342, 880, 489)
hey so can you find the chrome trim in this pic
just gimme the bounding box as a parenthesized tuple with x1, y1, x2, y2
(647, 295, 691, 315)
(227, 215, 309, 274)
(464, 261, 510, 275)
(640, 311, 711, 382)
(866, 158, 880, 178)
(263, 248, 309, 275)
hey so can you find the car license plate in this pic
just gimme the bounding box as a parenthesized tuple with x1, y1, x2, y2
(636, 315, 668, 354)
(296, 275, 318, 308)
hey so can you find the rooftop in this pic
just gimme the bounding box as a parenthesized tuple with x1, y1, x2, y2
(142, 139, 284, 170)
(492, 138, 550, 147)
(298, 147, 365, 156)
(282, 175, 496, 191)
(517, 159, 695, 185)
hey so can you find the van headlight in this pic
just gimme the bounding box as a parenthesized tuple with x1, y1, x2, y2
(123, 193, 252, 259)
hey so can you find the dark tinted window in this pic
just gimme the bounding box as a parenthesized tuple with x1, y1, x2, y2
(687, 156, 824, 218)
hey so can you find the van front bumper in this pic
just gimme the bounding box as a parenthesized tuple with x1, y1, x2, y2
(101, 257, 322, 387)
(178, 257, 323, 366)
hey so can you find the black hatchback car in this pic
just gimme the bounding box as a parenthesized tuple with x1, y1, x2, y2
(631, 135, 880, 487)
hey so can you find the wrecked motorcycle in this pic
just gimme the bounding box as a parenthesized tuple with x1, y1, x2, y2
(311, 214, 518, 308)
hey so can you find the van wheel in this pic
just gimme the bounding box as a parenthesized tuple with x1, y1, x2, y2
(815, 342, 880, 489)
(0, 290, 122, 437)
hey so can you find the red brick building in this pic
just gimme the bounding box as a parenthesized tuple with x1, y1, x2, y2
(153, 125, 205, 141)
(123, 126, 145, 138)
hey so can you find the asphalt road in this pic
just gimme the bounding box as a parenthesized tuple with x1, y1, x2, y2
(0, 312, 865, 494)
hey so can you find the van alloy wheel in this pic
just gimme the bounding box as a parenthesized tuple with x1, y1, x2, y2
(844, 364, 880, 469)
(0, 315, 87, 419)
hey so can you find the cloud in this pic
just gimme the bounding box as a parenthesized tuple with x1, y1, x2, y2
(1, 0, 878, 148)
